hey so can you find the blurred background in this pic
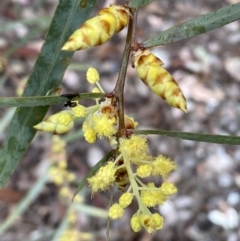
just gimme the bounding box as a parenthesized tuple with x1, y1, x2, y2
(0, 0, 240, 240)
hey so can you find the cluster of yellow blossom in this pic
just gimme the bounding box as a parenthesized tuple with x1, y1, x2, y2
(34, 68, 137, 147)
(59, 229, 80, 241)
(34, 67, 178, 234)
(88, 134, 178, 234)
(59, 228, 93, 241)
(49, 136, 91, 241)
(59, 208, 93, 241)
(48, 136, 82, 203)
(81, 97, 118, 143)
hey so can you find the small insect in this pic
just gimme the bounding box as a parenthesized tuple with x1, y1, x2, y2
(61, 93, 79, 108)
(64, 101, 77, 108)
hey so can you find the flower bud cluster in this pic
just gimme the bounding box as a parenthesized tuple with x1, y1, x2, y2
(34, 110, 77, 134)
(108, 193, 134, 219)
(48, 136, 82, 202)
(34, 68, 123, 145)
(59, 207, 93, 241)
(49, 136, 74, 185)
(88, 134, 178, 234)
(34, 67, 178, 234)
(49, 136, 93, 241)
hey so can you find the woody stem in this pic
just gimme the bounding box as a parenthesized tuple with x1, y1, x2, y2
(114, 15, 134, 136)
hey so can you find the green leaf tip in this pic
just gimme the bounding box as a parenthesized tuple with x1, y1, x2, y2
(142, 2, 240, 47)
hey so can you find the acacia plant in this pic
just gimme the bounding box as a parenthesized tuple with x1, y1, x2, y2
(1, 0, 240, 236)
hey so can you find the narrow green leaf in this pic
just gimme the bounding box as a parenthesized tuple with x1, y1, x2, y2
(133, 129, 240, 145)
(72, 203, 108, 218)
(0, 0, 97, 188)
(73, 150, 115, 199)
(0, 93, 105, 107)
(128, 0, 156, 8)
(51, 207, 70, 241)
(0, 165, 49, 235)
(142, 3, 240, 47)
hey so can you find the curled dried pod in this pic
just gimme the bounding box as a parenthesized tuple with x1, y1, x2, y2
(132, 48, 187, 112)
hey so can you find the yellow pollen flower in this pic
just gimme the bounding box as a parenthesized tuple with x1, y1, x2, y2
(59, 186, 71, 198)
(119, 135, 149, 162)
(58, 160, 67, 169)
(67, 172, 76, 182)
(137, 164, 153, 178)
(51, 173, 65, 185)
(84, 129, 97, 143)
(67, 210, 78, 224)
(49, 167, 66, 185)
(92, 114, 117, 138)
(160, 182, 177, 196)
(59, 229, 80, 241)
(82, 122, 97, 143)
(88, 162, 116, 192)
(119, 193, 133, 208)
(86, 67, 99, 84)
(141, 182, 167, 207)
(151, 155, 177, 178)
(108, 203, 124, 220)
(139, 213, 164, 234)
(51, 136, 66, 152)
(130, 215, 142, 232)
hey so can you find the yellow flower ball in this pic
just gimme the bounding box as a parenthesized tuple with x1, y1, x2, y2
(92, 114, 117, 138)
(152, 155, 177, 178)
(119, 193, 133, 208)
(119, 135, 149, 163)
(137, 164, 153, 178)
(108, 203, 124, 220)
(88, 162, 117, 192)
(139, 213, 164, 234)
(130, 215, 142, 232)
(86, 67, 99, 84)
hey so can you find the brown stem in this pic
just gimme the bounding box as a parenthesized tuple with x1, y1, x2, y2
(131, 8, 138, 46)
(114, 15, 134, 137)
